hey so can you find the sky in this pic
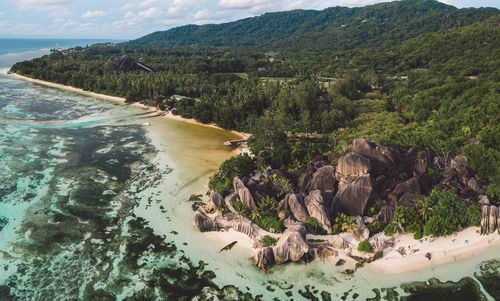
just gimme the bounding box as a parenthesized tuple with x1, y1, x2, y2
(0, 0, 499, 40)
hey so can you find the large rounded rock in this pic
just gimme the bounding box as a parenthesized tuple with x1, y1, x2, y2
(273, 225, 310, 264)
(193, 211, 216, 232)
(210, 190, 224, 207)
(304, 190, 332, 233)
(224, 191, 238, 213)
(488, 206, 498, 234)
(405, 148, 430, 175)
(251, 247, 275, 270)
(233, 177, 257, 209)
(309, 165, 336, 192)
(337, 153, 371, 177)
(335, 174, 374, 216)
(354, 216, 369, 241)
(480, 205, 489, 235)
(389, 177, 421, 203)
(376, 205, 395, 224)
(329, 236, 349, 249)
(287, 194, 309, 223)
(352, 138, 402, 176)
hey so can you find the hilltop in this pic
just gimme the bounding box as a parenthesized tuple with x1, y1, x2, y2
(128, 0, 498, 53)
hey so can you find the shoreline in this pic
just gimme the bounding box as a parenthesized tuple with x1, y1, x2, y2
(7, 72, 250, 141)
(202, 224, 500, 275)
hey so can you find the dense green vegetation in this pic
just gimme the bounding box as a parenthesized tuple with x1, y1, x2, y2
(384, 190, 482, 238)
(129, 0, 497, 54)
(357, 241, 374, 253)
(208, 154, 256, 195)
(262, 235, 278, 247)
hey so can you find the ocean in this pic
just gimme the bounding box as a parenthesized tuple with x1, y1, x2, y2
(0, 39, 498, 300)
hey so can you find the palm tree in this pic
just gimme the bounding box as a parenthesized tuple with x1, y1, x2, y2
(418, 198, 433, 222)
(251, 208, 261, 221)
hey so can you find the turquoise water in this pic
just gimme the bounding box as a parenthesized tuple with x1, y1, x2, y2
(0, 45, 499, 300)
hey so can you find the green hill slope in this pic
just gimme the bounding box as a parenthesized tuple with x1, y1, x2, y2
(128, 0, 498, 52)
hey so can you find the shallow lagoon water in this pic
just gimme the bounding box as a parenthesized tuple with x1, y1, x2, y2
(0, 50, 499, 300)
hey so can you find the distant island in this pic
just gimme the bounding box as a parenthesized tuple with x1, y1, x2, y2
(9, 0, 500, 280)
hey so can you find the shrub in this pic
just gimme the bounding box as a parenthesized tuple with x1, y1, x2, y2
(486, 182, 500, 205)
(465, 201, 482, 227)
(268, 175, 291, 195)
(331, 213, 356, 235)
(208, 154, 256, 196)
(399, 172, 408, 180)
(367, 221, 386, 236)
(306, 216, 327, 235)
(233, 200, 251, 217)
(364, 199, 385, 216)
(422, 190, 468, 237)
(208, 176, 232, 196)
(384, 223, 397, 236)
(259, 216, 284, 233)
(262, 235, 277, 247)
(357, 240, 374, 253)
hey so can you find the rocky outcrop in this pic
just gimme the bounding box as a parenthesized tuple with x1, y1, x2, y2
(351, 138, 402, 176)
(298, 164, 315, 193)
(251, 247, 275, 270)
(112, 55, 154, 73)
(206, 190, 224, 213)
(233, 177, 256, 209)
(389, 177, 421, 203)
(335, 174, 374, 216)
(337, 153, 371, 177)
(480, 205, 500, 235)
(273, 224, 310, 264)
(309, 165, 336, 192)
(329, 236, 349, 249)
(286, 194, 309, 223)
(489, 206, 498, 234)
(405, 148, 430, 175)
(398, 192, 425, 206)
(354, 216, 370, 241)
(376, 205, 395, 224)
(193, 211, 217, 232)
(304, 190, 332, 233)
(224, 191, 238, 213)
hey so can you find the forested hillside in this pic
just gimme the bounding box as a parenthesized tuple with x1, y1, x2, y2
(11, 7, 500, 186)
(129, 0, 498, 53)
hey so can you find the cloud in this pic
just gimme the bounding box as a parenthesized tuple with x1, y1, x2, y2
(0, 11, 4, 18)
(18, 0, 75, 10)
(82, 10, 107, 19)
(139, 0, 158, 9)
(138, 7, 162, 19)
